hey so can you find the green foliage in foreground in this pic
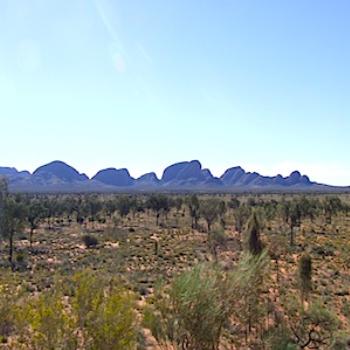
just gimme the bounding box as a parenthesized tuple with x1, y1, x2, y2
(144, 264, 232, 350)
(144, 251, 270, 350)
(1, 270, 138, 350)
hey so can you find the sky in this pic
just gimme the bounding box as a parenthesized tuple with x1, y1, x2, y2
(0, 0, 349, 185)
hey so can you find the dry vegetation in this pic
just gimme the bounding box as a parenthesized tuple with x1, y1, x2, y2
(0, 182, 350, 349)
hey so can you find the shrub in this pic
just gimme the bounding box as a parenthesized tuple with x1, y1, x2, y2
(82, 234, 98, 248)
(0, 285, 16, 341)
(22, 290, 77, 350)
(86, 287, 137, 350)
(298, 254, 312, 303)
(330, 332, 350, 350)
(144, 264, 235, 350)
(208, 227, 227, 261)
(71, 270, 105, 328)
(266, 327, 297, 350)
(71, 270, 138, 349)
(285, 296, 339, 349)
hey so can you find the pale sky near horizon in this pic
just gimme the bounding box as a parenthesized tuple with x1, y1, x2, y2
(0, 0, 349, 185)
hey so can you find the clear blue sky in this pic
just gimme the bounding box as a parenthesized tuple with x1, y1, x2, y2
(0, 0, 349, 185)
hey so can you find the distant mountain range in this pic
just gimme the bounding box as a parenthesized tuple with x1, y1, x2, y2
(0, 160, 348, 193)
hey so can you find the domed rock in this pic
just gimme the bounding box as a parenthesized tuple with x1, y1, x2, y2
(33, 161, 88, 182)
(92, 168, 134, 187)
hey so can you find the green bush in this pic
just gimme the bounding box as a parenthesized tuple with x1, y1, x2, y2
(0, 285, 16, 341)
(71, 269, 104, 328)
(86, 287, 137, 349)
(266, 327, 297, 350)
(330, 332, 350, 350)
(71, 270, 138, 349)
(22, 290, 77, 350)
(144, 264, 235, 350)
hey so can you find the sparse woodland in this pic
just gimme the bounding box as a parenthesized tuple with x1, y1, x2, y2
(0, 177, 350, 349)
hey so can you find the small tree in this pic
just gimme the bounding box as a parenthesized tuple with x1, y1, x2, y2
(209, 228, 227, 262)
(324, 196, 343, 224)
(199, 198, 223, 232)
(228, 197, 240, 210)
(85, 195, 102, 227)
(233, 204, 251, 234)
(281, 201, 302, 246)
(234, 251, 270, 342)
(3, 196, 27, 269)
(0, 178, 8, 237)
(27, 199, 45, 247)
(187, 194, 200, 230)
(244, 212, 263, 256)
(146, 194, 169, 226)
(268, 233, 288, 285)
(116, 196, 133, 219)
(104, 199, 117, 219)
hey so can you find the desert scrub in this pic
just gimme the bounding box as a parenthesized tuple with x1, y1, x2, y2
(284, 294, 340, 349)
(0, 284, 17, 343)
(85, 287, 137, 350)
(16, 289, 77, 350)
(71, 269, 138, 349)
(144, 263, 237, 350)
(70, 269, 105, 328)
(82, 234, 99, 248)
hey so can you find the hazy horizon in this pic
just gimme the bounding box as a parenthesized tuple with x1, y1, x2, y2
(1, 0, 349, 186)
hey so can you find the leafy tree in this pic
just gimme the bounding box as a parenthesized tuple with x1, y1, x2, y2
(199, 198, 224, 232)
(104, 199, 117, 219)
(2, 196, 27, 268)
(228, 197, 240, 210)
(86, 195, 102, 226)
(324, 196, 343, 224)
(187, 194, 200, 229)
(233, 204, 251, 234)
(280, 201, 302, 246)
(0, 178, 8, 247)
(298, 196, 320, 223)
(208, 227, 227, 262)
(42, 197, 59, 230)
(27, 199, 45, 247)
(116, 196, 133, 219)
(146, 194, 169, 226)
(173, 197, 183, 214)
(72, 195, 88, 225)
(268, 233, 288, 285)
